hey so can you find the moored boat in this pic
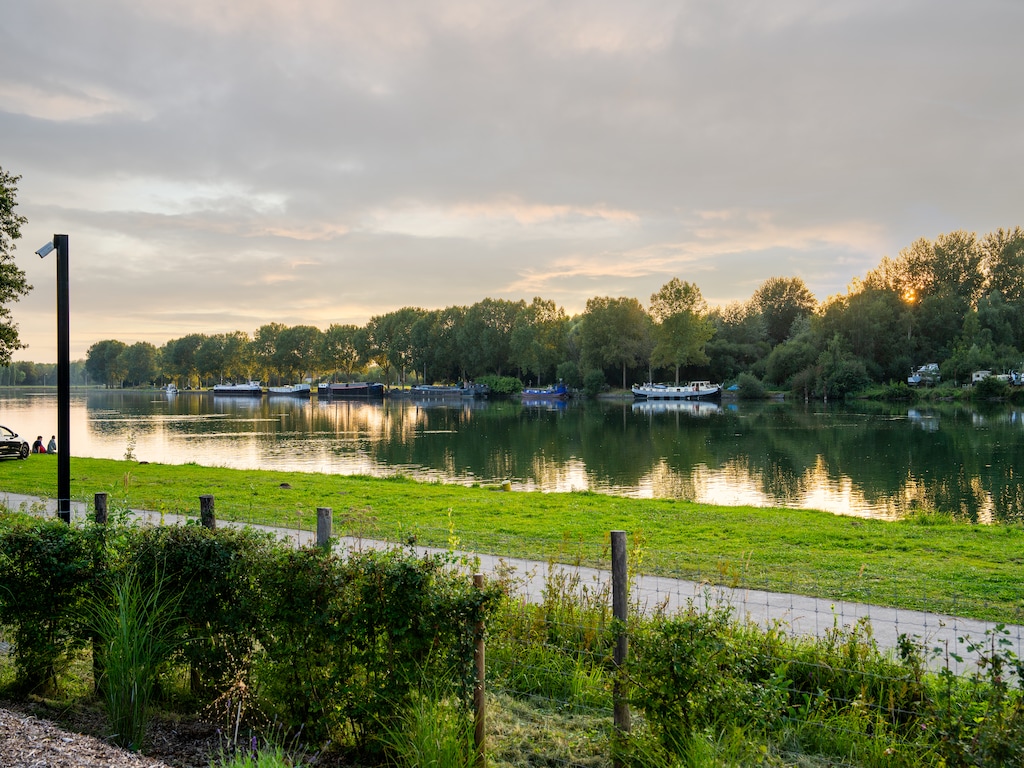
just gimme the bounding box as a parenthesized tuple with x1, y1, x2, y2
(268, 383, 311, 397)
(405, 382, 490, 399)
(164, 383, 178, 396)
(212, 380, 264, 396)
(317, 382, 385, 400)
(631, 381, 721, 401)
(519, 382, 569, 400)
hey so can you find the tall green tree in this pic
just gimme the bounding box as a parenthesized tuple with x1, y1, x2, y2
(578, 296, 651, 390)
(0, 167, 32, 364)
(85, 340, 128, 388)
(982, 227, 1024, 303)
(704, 303, 768, 383)
(748, 276, 817, 347)
(648, 279, 713, 384)
(459, 298, 524, 377)
(510, 297, 569, 386)
(275, 325, 323, 383)
(320, 323, 362, 379)
(118, 342, 159, 386)
(253, 323, 286, 382)
(161, 334, 205, 387)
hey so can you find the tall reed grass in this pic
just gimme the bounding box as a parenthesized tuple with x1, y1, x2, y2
(83, 564, 182, 751)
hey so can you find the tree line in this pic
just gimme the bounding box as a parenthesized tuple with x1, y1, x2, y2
(63, 226, 1024, 397)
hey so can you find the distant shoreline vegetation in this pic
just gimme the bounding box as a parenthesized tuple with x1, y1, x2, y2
(7, 227, 1024, 402)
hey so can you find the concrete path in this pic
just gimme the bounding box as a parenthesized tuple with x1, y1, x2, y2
(5, 492, 1020, 674)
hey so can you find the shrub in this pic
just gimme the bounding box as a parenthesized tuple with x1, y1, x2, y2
(556, 361, 583, 389)
(736, 372, 766, 400)
(583, 369, 606, 397)
(972, 375, 1010, 401)
(0, 513, 99, 695)
(476, 375, 522, 396)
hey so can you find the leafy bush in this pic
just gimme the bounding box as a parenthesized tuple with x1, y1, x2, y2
(972, 375, 1010, 401)
(476, 375, 522, 396)
(736, 372, 766, 400)
(632, 602, 786, 756)
(125, 524, 274, 701)
(0, 513, 99, 695)
(583, 369, 606, 397)
(555, 361, 583, 389)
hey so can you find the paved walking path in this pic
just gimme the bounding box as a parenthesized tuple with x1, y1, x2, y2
(5, 492, 1020, 674)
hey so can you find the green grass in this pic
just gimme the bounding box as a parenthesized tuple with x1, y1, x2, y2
(3, 456, 1024, 623)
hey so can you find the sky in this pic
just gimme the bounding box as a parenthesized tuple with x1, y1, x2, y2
(2, 0, 1022, 362)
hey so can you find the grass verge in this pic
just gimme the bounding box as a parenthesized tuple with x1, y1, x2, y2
(2, 455, 1023, 623)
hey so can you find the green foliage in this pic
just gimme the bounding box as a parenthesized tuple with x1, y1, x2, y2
(83, 564, 183, 751)
(0, 513, 98, 694)
(972, 374, 1010, 401)
(555, 360, 582, 389)
(254, 545, 501, 749)
(0, 165, 32, 365)
(476, 374, 522, 395)
(377, 688, 476, 768)
(126, 524, 274, 699)
(488, 561, 614, 712)
(735, 372, 765, 400)
(582, 368, 607, 397)
(631, 601, 786, 756)
(927, 625, 1024, 767)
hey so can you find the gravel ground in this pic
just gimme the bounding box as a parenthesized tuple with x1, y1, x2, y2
(0, 703, 220, 768)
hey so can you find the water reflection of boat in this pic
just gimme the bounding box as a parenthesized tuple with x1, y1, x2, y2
(318, 382, 385, 400)
(631, 400, 722, 417)
(632, 381, 721, 401)
(268, 383, 311, 397)
(212, 380, 263, 396)
(907, 408, 939, 432)
(521, 397, 568, 410)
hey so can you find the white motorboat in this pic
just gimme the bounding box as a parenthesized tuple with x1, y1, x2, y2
(268, 383, 311, 397)
(212, 380, 264, 396)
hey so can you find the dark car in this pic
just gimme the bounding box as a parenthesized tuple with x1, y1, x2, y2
(0, 425, 30, 459)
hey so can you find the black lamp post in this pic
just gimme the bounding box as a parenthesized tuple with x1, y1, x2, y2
(35, 234, 70, 524)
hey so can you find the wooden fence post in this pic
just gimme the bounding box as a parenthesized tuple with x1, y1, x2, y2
(92, 491, 109, 694)
(94, 492, 108, 525)
(316, 507, 332, 548)
(199, 494, 216, 529)
(474, 573, 486, 768)
(611, 530, 630, 765)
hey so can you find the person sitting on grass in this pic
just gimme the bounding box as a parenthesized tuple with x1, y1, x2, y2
(47, 435, 56, 454)
(32, 436, 45, 453)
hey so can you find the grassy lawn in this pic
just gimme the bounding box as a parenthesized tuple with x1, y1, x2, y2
(3, 455, 1023, 623)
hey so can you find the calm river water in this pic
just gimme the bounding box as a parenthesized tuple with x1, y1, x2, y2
(2, 388, 1022, 522)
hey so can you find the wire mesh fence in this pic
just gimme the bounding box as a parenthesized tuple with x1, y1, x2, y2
(6, 489, 1024, 766)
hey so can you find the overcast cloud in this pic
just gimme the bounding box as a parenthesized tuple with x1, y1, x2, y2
(2, 0, 1021, 360)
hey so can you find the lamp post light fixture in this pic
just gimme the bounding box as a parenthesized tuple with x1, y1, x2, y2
(35, 234, 70, 524)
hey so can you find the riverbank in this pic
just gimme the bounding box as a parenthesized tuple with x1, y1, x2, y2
(2, 456, 1022, 623)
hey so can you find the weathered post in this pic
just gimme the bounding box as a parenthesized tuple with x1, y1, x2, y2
(94, 492, 108, 525)
(199, 494, 216, 529)
(92, 491, 109, 693)
(316, 507, 332, 548)
(611, 530, 630, 765)
(474, 573, 486, 768)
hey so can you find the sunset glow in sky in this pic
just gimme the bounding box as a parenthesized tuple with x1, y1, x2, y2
(3, 0, 1021, 360)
